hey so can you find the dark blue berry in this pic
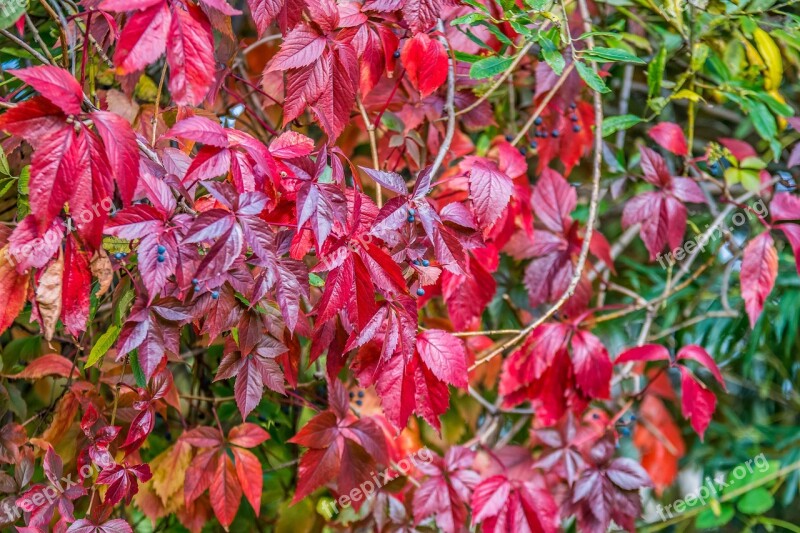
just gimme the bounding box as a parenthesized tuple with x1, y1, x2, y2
(355, 400, 363, 406)
(192, 278, 199, 284)
(164, 431, 172, 441)
(357, 391, 364, 398)
(569, 102, 577, 109)
(393, 50, 400, 59)
(157, 245, 166, 254)
(534, 117, 542, 126)
(629, 414, 637, 421)
(422, 259, 430, 267)
(519, 147, 527, 155)
(408, 208, 416, 215)
(620, 427, 631, 437)
(211, 290, 219, 299)
(505, 134, 513, 141)
(413, 259, 421, 266)
(572, 125, 581, 133)
(570, 114, 578, 121)
(114, 252, 123, 260)
(157, 255, 166, 263)
(592, 413, 600, 420)
(551, 129, 560, 138)
(530, 141, 538, 149)
(719, 157, 732, 170)
(407, 215, 415, 223)
(416, 288, 425, 296)
(709, 162, 721, 177)
(349, 391, 354, 398)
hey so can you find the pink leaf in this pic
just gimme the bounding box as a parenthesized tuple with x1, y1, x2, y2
(649, 122, 688, 156)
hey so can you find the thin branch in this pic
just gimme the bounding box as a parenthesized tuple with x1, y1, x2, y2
(456, 41, 535, 118)
(0, 29, 51, 65)
(429, 19, 456, 178)
(39, 0, 70, 70)
(511, 62, 575, 146)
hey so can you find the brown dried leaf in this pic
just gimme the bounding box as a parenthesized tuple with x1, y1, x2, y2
(35, 252, 63, 341)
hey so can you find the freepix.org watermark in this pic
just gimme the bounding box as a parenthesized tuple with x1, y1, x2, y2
(0, 460, 106, 523)
(655, 453, 770, 521)
(0, 0, 26, 19)
(656, 199, 768, 269)
(2, 197, 116, 268)
(320, 447, 433, 518)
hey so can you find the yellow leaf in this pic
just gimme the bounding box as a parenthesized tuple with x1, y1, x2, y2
(671, 89, 704, 102)
(150, 440, 193, 512)
(753, 28, 782, 90)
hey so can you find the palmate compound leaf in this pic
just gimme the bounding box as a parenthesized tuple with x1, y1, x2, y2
(412, 446, 480, 533)
(622, 147, 705, 260)
(289, 380, 388, 506)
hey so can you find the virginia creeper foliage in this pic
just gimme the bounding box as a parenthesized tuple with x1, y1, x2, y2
(1, 0, 800, 531)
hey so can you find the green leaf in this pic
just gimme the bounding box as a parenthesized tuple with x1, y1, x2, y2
(450, 12, 487, 26)
(582, 46, 644, 64)
(773, 29, 800, 52)
(477, 21, 513, 46)
(0, 151, 9, 176)
(129, 351, 147, 388)
(648, 46, 667, 101)
(470, 55, 514, 79)
(86, 325, 120, 368)
(539, 36, 564, 75)
(601, 114, 642, 136)
(0, 0, 25, 31)
(736, 487, 775, 515)
(695, 504, 735, 529)
(309, 272, 324, 288)
(747, 99, 777, 141)
(754, 92, 793, 117)
(461, 0, 491, 13)
(575, 61, 610, 93)
(523, 0, 549, 10)
(0, 177, 15, 198)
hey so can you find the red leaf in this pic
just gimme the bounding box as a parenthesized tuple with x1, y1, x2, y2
(96, 463, 152, 505)
(269, 131, 314, 158)
(614, 344, 670, 364)
(401, 32, 448, 98)
(9, 66, 83, 116)
(679, 367, 717, 440)
(415, 329, 468, 389)
(232, 447, 262, 514)
(0, 96, 65, 142)
(209, 454, 243, 528)
(570, 330, 611, 399)
(61, 234, 92, 337)
(292, 440, 341, 503)
(229, 423, 270, 448)
(166, 116, 229, 148)
(633, 395, 685, 495)
(29, 124, 84, 228)
(184, 449, 219, 504)
(532, 168, 576, 232)
(472, 475, 559, 533)
(113, 3, 172, 74)
(4, 354, 79, 380)
(167, 4, 216, 106)
(7, 216, 64, 272)
(401, 0, 441, 33)
(468, 159, 514, 230)
(413, 447, 479, 533)
(676, 345, 726, 389)
(266, 24, 326, 71)
(648, 122, 688, 156)
(741, 231, 778, 327)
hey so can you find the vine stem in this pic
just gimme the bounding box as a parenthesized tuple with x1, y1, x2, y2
(470, 1, 604, 372)
(357, 96, 382, 207)
(151, 61, 169, 146)
(429, 19, 456, 178)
